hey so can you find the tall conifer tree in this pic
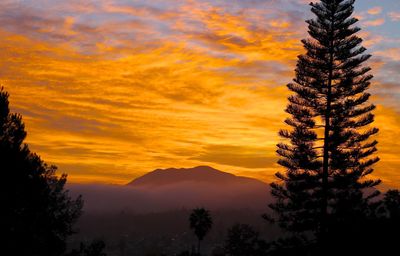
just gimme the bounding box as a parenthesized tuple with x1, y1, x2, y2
(269, 0, 380, 249)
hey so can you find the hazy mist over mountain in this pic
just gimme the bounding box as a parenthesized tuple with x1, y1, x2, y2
(66, 166, 275, 255)
(68, 166, 271, 214)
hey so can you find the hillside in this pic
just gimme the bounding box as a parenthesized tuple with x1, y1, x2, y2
(68, 166, 271, 213)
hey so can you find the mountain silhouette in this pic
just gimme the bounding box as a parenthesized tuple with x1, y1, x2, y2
(128, 165, 267, 187)
(68, 166, 270, 214)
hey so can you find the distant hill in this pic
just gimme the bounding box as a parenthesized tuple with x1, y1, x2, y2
(68, 166, 271, 214)
(128, 165, 267, 187)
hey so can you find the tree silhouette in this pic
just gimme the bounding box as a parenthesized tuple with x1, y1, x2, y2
(267, 236, 312, 256)
(375, 189, 400, 254)
(0, 87, 83, 255)
(269, 0, 380, 252)
(65, 240, 107, 256)
(224, 224, 268, 256)
(383, 189, 400, 220)
(189, 208, 213, 255)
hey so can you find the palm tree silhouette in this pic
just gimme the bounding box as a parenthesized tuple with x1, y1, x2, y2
(189, 208, 213, 255)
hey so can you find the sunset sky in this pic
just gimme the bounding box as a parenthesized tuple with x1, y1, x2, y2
(1, 0, 399, 187)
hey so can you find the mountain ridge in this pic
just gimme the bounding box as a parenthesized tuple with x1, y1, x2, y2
(68, 165, 271, 213)
(127, 165, 267, 187)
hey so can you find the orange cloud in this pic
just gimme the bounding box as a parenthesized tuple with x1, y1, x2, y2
(363, 18, 385, 27)
(367, 7, 383, 15)
(375, 48, 400, 61)
(0, 26, 291, 184)
(373, 106, 400, 189)
(0, 0, 399, 190)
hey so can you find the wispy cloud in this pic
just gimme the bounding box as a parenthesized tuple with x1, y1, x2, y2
(363, 18, 385, 27)
(0, 0, 399, 187)
(367, 6, 383, 15)
(389, 12, 400, 21)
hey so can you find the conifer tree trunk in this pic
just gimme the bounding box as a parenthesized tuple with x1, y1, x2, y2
(197, 239, 201, 256)
(320, 3, 335, 244)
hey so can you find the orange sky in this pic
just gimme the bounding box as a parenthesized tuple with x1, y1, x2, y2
(1, 0, 399, 187)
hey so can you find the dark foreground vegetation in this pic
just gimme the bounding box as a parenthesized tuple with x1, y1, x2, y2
(2, 0, 400, 256)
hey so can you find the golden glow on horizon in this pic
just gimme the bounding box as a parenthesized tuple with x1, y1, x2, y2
(0, 1, 399, 188)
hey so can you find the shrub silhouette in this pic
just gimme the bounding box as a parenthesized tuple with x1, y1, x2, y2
(224, 224, 268, 256)
(65, 240, 107, 256)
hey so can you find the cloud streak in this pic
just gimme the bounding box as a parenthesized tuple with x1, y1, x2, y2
(0, 0, 399, 188)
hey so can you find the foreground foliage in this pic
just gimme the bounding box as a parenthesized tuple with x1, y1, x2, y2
(0, 87, 83, 256)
